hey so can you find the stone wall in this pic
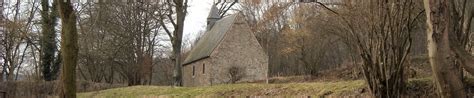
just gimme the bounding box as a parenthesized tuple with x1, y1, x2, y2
(183, 13, 268, 87)
(209, 14, 268, 85)
(183, 60, 211, 86)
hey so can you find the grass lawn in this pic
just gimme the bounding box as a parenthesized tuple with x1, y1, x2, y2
(80, 77, 466, 97)
(78, 80, 367, 97)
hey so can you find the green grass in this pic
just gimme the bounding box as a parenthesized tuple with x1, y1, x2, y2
(78, 80, 366, 97)
(80, 77, 458, 97)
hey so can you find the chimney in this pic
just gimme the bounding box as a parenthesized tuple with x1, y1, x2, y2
(206, 4, 220, 31)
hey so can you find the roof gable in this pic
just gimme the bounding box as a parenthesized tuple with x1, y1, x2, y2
(182, 14, 238, 65)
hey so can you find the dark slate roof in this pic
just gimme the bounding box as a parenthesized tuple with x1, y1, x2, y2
(182, 14, 238, 65)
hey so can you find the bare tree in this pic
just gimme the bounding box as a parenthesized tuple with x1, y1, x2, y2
(238, 1, 351, 77)
(57, 0, 79, 97)
(0, 0, 38, 81)
(450, 0, 474, 78)
(214, 0, 237, 17)
(0, 0, 3, 82)
(315, 0, 423, 97)
(40, 0, 60, 81)
(75, 0, 164, 85)
(239, 1, 294, 76)
(157, 0, 188, 86)
(422, 0, 474, 97)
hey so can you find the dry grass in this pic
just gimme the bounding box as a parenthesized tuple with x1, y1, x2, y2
(79, 77, 474, 97)
(78, 80, 367, 97)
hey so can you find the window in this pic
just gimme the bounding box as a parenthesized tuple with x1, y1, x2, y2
(202, 63, 206, 74)
(192, 65, 195, 77)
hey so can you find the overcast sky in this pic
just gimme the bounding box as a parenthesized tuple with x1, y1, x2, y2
(183, 0, 214, 43)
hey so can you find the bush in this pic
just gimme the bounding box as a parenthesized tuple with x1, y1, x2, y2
(228, 66, 244, 83)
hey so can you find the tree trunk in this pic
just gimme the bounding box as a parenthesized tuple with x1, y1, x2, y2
(0, 0, 3, 82)
(57, 0, 78, 97)
(172, 0, 186, 87)
(423, 0, 466, 97)
(451, 0, 474, 78)
(40, 0, 59, 81)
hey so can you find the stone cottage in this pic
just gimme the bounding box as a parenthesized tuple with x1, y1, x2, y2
(182, 6, 268, 87)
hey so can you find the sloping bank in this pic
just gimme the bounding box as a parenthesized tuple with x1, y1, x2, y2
(79, 77, 474, 97)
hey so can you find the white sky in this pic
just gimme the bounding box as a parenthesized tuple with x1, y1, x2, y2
(183, 0, 214, 43)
